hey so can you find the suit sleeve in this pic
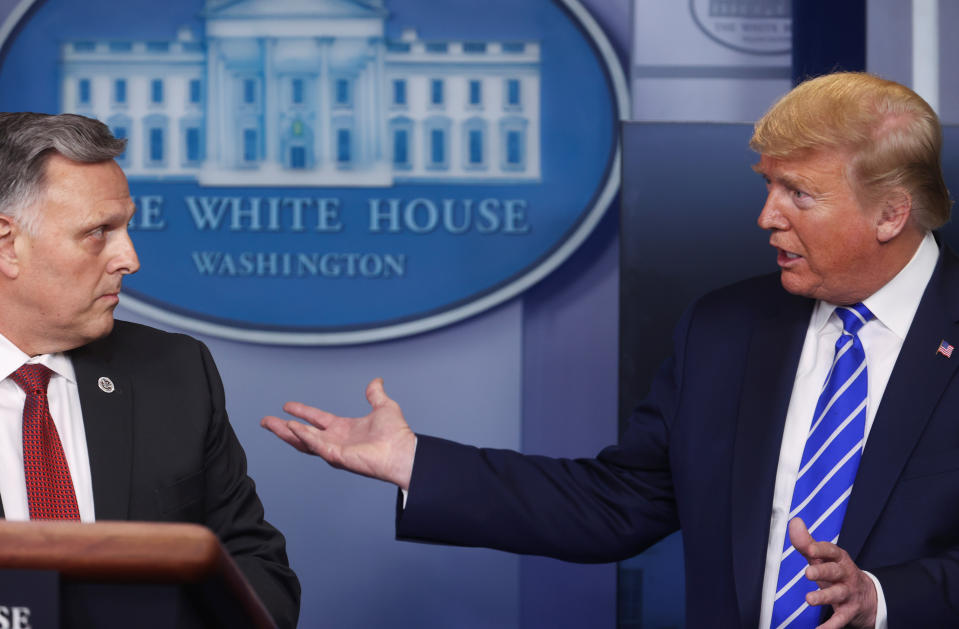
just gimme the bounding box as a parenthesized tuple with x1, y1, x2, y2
(871, 543, 959, 624)
(395, 306, 695, 562)
(196, 341, 301, 629)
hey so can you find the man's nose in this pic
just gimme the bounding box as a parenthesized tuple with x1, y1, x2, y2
(109, 230, 140, 275)
(757, 192, 787, 231)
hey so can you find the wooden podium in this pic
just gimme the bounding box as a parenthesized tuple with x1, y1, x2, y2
(0, 520, 276, 629)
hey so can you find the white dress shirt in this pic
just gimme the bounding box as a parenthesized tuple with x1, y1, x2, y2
(758, 231, 939, 629)
(0, 332, 96, 522)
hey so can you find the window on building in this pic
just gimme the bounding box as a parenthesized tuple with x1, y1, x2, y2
(290, 146, 306, 169)
(243, 128, 257, 162)
(78, 79, 91, 105)
(144, 115, 168, 166)
(430, 128, 445, 165)
(151, 79, 164, 104)
(337, 128, 352, 163)
(463, 118, 487, 169)
(335, 79, 351, 106)
(425, 117, 450, 170)
(500, 118, 527, 171)
(243, 79, 256, 104)
(393, 128, 408, 166)
(506, 79, 521, 107)
(390, 117, 413, 169)
(507, 130, 521, 165)
(393, 79, 406, 106)
(113, 126, 127, 162)
(430, 79, 443, 106)
(292, 78, 304, 104)
(185, 127, 201, 163)
(114, 79, 127, 104)
(469, 129, 483, 165)
(149, 127, 164, 162)
(109, 115, 131, 164)
(469, 80, 482, 106)
(189, 79, 202, 104)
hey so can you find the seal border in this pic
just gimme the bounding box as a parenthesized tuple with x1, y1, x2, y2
(0, 0, 629, 346)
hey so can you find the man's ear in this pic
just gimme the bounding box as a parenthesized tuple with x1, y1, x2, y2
(0, 213, 21, 279)
(876, 188, 912, 243)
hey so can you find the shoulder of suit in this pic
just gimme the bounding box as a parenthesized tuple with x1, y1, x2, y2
(109, 319, 202, 347)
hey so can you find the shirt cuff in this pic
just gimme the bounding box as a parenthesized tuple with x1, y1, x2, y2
(399, 436, 418, 509)
(864, 571, 887, 629)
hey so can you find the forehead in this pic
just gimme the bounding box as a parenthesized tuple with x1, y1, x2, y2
(38, 154, 133, 225)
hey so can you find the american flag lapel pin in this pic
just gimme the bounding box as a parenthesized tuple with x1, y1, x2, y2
(937, 340, 954, 358)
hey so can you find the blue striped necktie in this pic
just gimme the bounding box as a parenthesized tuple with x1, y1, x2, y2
(770, 302, 873, 629)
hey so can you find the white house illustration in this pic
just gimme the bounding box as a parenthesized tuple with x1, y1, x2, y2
(59, 0, 541, 186)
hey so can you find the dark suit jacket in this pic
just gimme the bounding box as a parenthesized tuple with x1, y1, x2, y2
(397, 245, 959, 628)
(0, 321, 300, 628)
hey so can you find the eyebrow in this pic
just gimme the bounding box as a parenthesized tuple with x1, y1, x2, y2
(752, 164, 814, 192)
(82, 202, 137, 229)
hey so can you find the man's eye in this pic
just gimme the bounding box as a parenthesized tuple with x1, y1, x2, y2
(90, 226, 105, 238)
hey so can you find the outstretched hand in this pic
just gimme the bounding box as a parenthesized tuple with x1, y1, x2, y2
(261, 378, 417, 490)
(788, 517, 878, 629)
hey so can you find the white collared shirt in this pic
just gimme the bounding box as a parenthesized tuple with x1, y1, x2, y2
(758, 231, 939, 629)
(0, 332, 96, 522)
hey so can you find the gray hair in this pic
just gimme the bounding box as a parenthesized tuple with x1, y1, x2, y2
(0, 112, 126, 235)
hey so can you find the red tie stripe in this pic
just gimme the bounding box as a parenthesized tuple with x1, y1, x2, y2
(10, 363, 80, 520)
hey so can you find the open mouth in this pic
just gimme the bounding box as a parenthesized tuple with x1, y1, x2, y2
(776, 248, 803, 266)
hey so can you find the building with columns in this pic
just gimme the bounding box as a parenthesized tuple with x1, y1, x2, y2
(59, 0, 541, 186)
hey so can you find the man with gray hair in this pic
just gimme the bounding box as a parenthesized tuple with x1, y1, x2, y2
(0, 112, 300, 627)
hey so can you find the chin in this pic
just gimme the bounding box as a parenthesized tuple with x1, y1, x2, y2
(779, 273, 816, 299)
(97, 316, 117, 337)
(82, 316, 117, 345)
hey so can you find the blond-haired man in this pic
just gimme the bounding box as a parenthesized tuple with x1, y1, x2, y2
(265, 73, 957, 629)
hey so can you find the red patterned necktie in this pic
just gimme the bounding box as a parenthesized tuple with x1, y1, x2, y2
(10, 363, 80, 520)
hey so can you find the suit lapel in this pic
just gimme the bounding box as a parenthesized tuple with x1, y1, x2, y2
(841, 246, 959, 561)
(731, 292, 812, 627)
(69, 338, 133, 521)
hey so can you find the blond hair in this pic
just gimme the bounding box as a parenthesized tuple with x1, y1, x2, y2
(750, 72, 951, 230)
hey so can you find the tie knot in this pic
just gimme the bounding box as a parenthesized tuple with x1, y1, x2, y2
(9, 363, 53, 397)
(835, 303, 873, 336)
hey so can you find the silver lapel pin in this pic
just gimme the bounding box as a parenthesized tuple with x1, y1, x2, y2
(98, 377, 115, 393)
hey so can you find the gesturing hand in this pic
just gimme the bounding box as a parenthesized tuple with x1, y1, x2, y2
(788, 517, 878, 629)
(261, 378, 417, 490)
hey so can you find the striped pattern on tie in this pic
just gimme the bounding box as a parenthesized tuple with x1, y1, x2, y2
(770, 302, 873, 629)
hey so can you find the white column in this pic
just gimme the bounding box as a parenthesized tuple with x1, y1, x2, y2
(317, 37, 332, 167)
(363, 56, 375, 164)
(265, 37, 280, 167)
(206, 38, 221, 165)
(373, 37, 386, 162)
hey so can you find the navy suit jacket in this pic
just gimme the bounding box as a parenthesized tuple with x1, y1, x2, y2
(0, 321, 300, 629)
(397, 245, 959, 628)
